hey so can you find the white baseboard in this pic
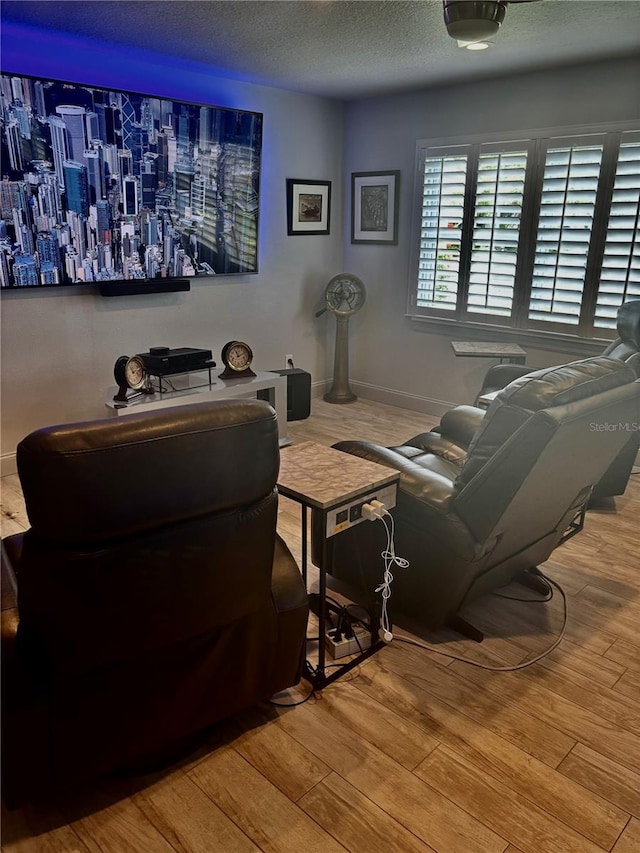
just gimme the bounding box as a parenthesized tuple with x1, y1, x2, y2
(311, 380, 329, 398)
(311, 377, 455, 418)
(346, 380, 456, 418)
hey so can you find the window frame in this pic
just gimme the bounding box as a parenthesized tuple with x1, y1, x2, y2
(407, 120, 640, 346)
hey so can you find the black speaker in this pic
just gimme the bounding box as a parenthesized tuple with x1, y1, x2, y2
(268, 368, 311, 421)
(99, 278, 190, 296)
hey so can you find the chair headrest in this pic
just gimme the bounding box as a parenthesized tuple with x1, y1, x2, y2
(496, 356, 636, 411)
(17, 399, 279, 544)
(616, 300, 640, 348)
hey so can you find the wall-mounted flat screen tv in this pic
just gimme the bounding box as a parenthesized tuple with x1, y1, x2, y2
(0, 72, 262, 293)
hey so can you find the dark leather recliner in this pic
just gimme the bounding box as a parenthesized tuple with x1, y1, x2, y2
(313, 357, 639, 637)
(437, 301, 640, 499)
(1, 399, 308, 807)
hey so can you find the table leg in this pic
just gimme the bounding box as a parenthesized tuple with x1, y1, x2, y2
(316, 525, 328, 680)
(301, 504, 307, 585)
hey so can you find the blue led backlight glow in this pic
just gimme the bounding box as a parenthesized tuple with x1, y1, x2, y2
(0, 20, 244, 108)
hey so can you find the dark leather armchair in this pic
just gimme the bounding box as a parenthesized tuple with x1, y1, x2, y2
(313, 357, 639, 637)
(1, 399, 308, 807)
(440, 302, 640, 499)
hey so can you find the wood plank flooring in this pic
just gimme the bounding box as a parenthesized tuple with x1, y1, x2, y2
(2, 397, 639, 852)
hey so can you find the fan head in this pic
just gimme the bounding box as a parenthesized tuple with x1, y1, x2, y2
(324, 273, 366, 317)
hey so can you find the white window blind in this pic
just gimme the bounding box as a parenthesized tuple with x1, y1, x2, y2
(410, 122, 640, 338)
(468, 147, 527, 317)
(529, 141, 604, 326)
(416, 151, 468, 311)
(594, 132, 640, 329)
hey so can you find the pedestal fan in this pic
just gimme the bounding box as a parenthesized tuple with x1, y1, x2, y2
(316, 273, 366, 404)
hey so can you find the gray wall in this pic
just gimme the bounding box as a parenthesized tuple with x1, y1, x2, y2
(2, 36, 639, 471)
(342, 56, 640, 414)
(0, 29, 344, 470)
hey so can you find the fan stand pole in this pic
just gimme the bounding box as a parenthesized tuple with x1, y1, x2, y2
(324, 314, 357, 403)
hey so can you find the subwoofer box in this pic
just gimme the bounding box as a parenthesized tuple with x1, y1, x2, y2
(266, 368, 311, 421)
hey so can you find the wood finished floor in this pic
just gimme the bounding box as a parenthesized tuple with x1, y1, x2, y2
(1, 397, 639, 853)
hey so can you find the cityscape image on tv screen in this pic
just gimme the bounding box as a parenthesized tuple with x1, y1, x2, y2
(0, 73, 263, 288)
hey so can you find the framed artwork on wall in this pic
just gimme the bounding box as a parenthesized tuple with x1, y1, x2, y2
(286, 179, 331, 235)
(351, 170, 400, 244)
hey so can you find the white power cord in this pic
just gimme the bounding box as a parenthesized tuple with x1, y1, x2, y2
(362, 502, 409, 643)
(392, 570, 568, 672)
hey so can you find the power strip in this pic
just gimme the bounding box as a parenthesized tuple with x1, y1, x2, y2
(326, 626, 372, 659)
(325, 482, 397, 537)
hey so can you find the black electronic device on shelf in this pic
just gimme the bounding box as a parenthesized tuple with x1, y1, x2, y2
(112, 347, 216, 402)
(139, 347, 214, 376)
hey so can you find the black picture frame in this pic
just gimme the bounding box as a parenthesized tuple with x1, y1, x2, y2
(286, 178, 331, 235)
(351, 170, 400, 245)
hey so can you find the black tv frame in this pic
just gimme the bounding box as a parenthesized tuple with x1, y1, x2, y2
(0, 71, 263, 294)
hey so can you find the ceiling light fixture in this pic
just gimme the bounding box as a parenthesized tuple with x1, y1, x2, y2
(443, 0, 507, 44)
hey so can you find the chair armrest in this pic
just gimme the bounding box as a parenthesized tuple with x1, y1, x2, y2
(627, 352, 640, 377)
(403, 431, 468, 465)
(271, 535, 308, 615)
(328, 441, 479, 565)
(270, 534, 308, 691)
(332, 440, 457, 511)
(1, 607, 19, 664)
(1, 604, 52, 809)
(404, 406, 485, 462)
(474, 364, 531, 404)
(1, 536, 21, 612)
(439, 405, 486, 448)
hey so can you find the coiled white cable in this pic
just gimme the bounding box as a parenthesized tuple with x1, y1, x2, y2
(374, 511, 409, 642)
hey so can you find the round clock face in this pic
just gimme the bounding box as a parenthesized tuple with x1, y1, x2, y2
(124, 355, 147, 390)
(325, 274, 366, 316)
(224, 341, 253, 372)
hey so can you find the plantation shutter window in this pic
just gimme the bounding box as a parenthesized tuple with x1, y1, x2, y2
(416, 148, 469, 311)
(528, 138, 604, 327)
(594, 131, 640, 329)
(468, 145, 528, 318)
(410, 122, 640, 338)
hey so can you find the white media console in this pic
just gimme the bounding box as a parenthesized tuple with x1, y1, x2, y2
(105, 370, 291, 446)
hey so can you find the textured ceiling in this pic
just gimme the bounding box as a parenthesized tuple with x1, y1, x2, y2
(2, 0, 640, 99)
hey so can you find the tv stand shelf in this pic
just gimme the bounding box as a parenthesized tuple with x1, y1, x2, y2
(146, 362, 217, 395)
(105, 370, 291, 447)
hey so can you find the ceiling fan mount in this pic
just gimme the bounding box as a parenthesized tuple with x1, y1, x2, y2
(443, 0, 540, 46)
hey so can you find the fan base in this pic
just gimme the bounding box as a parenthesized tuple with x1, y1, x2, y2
(324, 390, 358, 404)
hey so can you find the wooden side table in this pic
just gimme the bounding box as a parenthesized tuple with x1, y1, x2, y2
(277, 440, 399, 689)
